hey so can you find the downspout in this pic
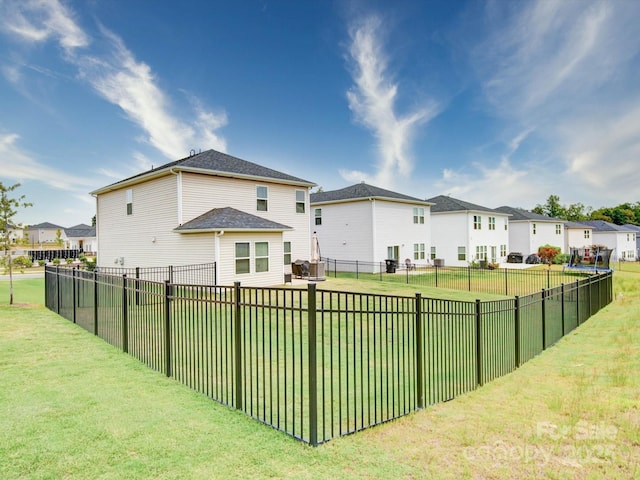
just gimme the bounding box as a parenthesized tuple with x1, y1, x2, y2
(214, 230, 225, 284)
(370, 198, 376, 263)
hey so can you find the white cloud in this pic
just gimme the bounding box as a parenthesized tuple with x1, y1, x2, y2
(343, 14, 438, 188)
(0, 0, 228, 162)
(0, 132, 95, 191)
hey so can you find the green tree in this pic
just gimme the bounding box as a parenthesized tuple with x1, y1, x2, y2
(533, 195, 566, 219)
(91, 214, 96, 227)
(564, 202, 590, 221)
(0, 182, 32, 305)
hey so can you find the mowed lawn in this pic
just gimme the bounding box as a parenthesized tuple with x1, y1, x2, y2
(1, 270, 638, 479)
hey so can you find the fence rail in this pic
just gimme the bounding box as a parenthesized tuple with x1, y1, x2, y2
(322, 257, 591, 296)
(45, 265, 613, 445)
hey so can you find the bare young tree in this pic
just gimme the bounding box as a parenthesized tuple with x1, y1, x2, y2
(0, 182, 32, 305)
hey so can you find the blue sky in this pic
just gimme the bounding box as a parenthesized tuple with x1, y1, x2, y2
(1, 0, 640, 227)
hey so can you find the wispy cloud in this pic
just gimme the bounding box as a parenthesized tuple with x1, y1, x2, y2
(0, 0, 227, 161)
(0, 132, 95, 191)
(445, 0, 640, 207)
(341, 14, 438, 188)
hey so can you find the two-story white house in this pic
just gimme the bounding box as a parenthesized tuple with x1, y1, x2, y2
(427, 195, 510, 267)
(621, 224, 640, 259)
(578, 220, 636, 261)
(310, 183, 433, 273)
(564, 221, 594, 253)
(27, 222, 67, 246)
(91, 149, 316, 286)
(495, 206, 565, 257)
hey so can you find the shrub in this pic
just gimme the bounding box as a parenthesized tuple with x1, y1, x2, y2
(538, 245, 561, 264)
(52, 258, 61, 265)
(553, 253, 570, 265)
(65, 257, 73, 264)
(37, 259, 46, 266)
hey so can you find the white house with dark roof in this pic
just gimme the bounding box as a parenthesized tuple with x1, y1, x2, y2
(27, 222, 67, 246)
(427, 195, 510, 267)
(622, 224, 640, 259)
(564, 221, 594, 253)
(91, 149, 315, 286)
(578, 220, 636, 261)
(310, 183, 433, 272)
(495, 206, 565, 257)
(64, 224, 97, 253)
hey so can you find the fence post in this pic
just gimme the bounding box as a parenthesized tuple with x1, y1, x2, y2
(415, 292, 424, 409)
(93, 270, 98, 336)
(356, 260, 359, 280)
(169, 265, 174, 284)
(468, 266, 472, 292)
(164, 280, 172, 377)
(56, 265, 61, 315)
(122, 274, 128, 353)
(547, 268, 550, 289)
(135, 267, 140, 306)
(234, 281, 243, 411)
(541, 288, 546, 351)
(334, 259, 337, 278)
(72, 267, 77, 324)
(308, 283, 318, 446)
(505, 268, 509, 296)
(576, 280, 580, 326)
(435, 264, 438, 288)
(475, 299, 482, 387)
(514, 296, 520, 367)
(561, 284, 565, 337)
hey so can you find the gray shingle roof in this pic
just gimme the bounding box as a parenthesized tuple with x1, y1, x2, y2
(93, 149, 315, 193)
(622, 223, 640, 232)
(311, 183, 430, 204)
(495, 206, 564, 222)
(579, 220, 636, 232)
(27, 222, 65, 230)
(565, 221, 592, 229)
(427, 195, 502, 214)
(65, 224, 96, 238)
(175, 207, 292, 232)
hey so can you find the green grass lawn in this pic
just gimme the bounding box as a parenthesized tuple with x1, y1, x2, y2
(0, 272, 638, 479)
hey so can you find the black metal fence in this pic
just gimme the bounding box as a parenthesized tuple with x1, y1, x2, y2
(45, 266, 613, 446)
(28, 249, 81, 262)
(95, 263, 216, 285)
(322, 257, 591, 296)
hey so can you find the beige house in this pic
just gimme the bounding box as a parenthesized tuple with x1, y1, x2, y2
(91, 149, 315, 286)
(27, 222, 67, 246)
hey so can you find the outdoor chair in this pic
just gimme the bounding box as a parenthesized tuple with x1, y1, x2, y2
(404, 258, 415, 271)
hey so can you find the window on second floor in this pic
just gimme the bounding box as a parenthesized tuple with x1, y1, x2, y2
(473, 215, 481, 230)
(556, 224, 562, 235)
(504, 219, 508, 230)
(256, 186, 268, 211)
(413, 207, 425, 224)
(488, 217, 496, 230)
(295, 190, 305, 213)
(584, 230, 590, 239)
(314, 208, 322, 225)
(126, 189, 133, 215)
(532, 223, 537, 234)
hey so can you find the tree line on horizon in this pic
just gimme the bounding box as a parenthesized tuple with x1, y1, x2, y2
(532, 195, 640, 226)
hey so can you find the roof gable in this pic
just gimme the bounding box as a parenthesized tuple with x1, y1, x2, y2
(175, 207, 292, 232)
(311, 182, 430, 205)
(28, 222, 65, 230)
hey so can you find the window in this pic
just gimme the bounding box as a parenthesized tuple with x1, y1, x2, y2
(476, 245, 487, 261)
(126, 189, 133, 215)
(295, 190, 305, 213)
(488, 217, 496, 230)
(413, 207, 425, 224)
(556, 224, 562, 235)
(235, 242, 250, 274)
(255, 242, 269, 272)
(413, 243, 425, 260)
(473, 215, 481, 230)
(504, 219, 508, 230)
(387, 245, 399, 261)
(500, 244, 507, 257)
(532, 223, 537, 234)
(584, 230, 590, 239)
(457, 246, 466, 261)
(430, 246, 436, 260)
(283, 241, 291, 265)
(256, 186, 268, 211)
(314, 208, 322, 225)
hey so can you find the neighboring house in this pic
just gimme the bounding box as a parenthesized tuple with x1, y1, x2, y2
(621, 224, 640, 259)
(2, 224, 24, 244)
(495, 206, 565, 256)
(27, 222, 67, 246)
(65, 224, 97, 254)
(91, 149, 315, 287)
(427, 195, 510, 267)
(310, 182, 433, 272)
(578, 220, 637, 261)
(564, 221, 594, 253)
